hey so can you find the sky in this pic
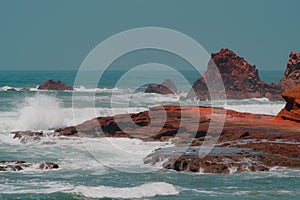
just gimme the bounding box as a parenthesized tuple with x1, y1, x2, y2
(0, 0, 299, 71)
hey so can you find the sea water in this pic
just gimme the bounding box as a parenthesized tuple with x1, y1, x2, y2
(0, 70, 299, 199)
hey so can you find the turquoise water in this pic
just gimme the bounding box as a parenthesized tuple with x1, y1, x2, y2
(0, 70, 299, 199)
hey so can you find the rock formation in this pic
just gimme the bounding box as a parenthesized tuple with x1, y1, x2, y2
(145, 79, 177, 94)
(278, 52, 300, 91)
(38, 80, 73, 90)
(53, 104, 300, 173)
(187, 48, 282, 100)
(277, 85, 300, 122)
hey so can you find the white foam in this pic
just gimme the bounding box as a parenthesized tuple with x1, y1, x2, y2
(0, 181, 73, 194)
(73, 86, 125, 93)
(0, 180, 179, 198)
(224, 102, 285, 115)
(0, 85, 38, 91)
(69, 182, 179, 199)
(80, 137, 172, 173)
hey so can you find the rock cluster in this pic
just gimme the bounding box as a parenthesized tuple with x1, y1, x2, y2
(38, 80, 73, 90)
(145, 79, 177, 94)
(0, 160, 59, 172)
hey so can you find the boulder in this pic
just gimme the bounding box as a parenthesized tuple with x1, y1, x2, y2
(145, 79, 177, 94)
(277, 85, 300, 122)
(38, 80, 73, 90)
(187, 48, 282, 100)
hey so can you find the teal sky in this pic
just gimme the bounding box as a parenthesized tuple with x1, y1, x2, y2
(0, 0, 299, 71)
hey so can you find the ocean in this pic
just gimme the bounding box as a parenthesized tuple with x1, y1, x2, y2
(1, 70, 299, 199)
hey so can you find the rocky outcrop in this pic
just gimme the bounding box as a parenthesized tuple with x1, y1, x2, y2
(277, 85, 300, 122)
(0, 160, 59, 172)
(278, 52, 300, 91)
(38, 80, 73, 90)
(53, 105, 300, 173)
(187, 48, 282, 100)
(145, 79, 177, 94)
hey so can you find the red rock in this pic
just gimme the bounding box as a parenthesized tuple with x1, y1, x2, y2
(38, 80, 73, 90)
(51, 105, 300, 173)
(277, 85, 300, 122)
(187, 48, 282, 100)
(278, 52, 300, 91)
(145, 79, 177, 94)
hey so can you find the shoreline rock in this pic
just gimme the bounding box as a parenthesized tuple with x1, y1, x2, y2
(52, 102, 300, 173)
(12, 87, 300, 174)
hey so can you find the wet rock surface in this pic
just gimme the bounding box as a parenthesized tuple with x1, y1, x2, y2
(38, 80, 73, 90)
(10, 130, 57, 144)
(0, 160, 59, 172)
(54, 104, 300, 173)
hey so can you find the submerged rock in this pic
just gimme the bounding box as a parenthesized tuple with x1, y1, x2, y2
(277, 85, 300, 122)
(0, 160, 59, 172)
(11, 130, 44, 144)
(145, 79, 177, 94)
(38, 80, 73, 90)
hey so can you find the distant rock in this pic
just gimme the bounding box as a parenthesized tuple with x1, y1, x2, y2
(145, 79, 177, 94)
(0, 160, 59, 172)
(187, 48, 282, 100)
(278, 52, 300, 91)
(277, 85, 300, 122)
(38, 80, 73, 90)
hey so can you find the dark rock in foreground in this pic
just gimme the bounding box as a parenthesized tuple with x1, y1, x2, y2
(278, 85, 300, 122)
(38, 80, 73, 90)
(145, 79, 177, 94)
(0, 160, 59, 172)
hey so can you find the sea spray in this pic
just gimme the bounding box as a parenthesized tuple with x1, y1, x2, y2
(14, 94, 68, 130)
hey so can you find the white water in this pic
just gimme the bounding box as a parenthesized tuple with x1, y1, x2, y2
(0, 93, 285, 136)
(0, 180, 179, 199)
(69, 182, 179, 199)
